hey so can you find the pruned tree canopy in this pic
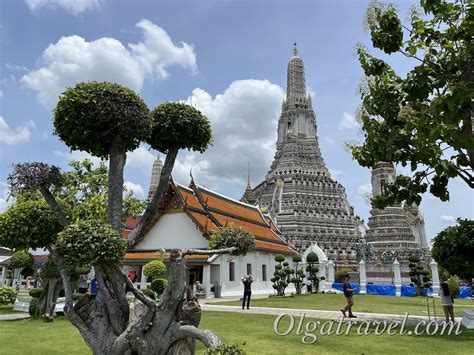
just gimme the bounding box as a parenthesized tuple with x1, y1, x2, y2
(53, 81, 150, 158)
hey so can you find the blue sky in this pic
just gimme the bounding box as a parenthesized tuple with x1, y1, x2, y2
(0, 0, 472, 243)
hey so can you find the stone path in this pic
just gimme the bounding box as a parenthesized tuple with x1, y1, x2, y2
(0, 313, 31, 321)
(201, 304, 462, 325)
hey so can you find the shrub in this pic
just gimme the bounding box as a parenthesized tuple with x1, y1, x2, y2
(29, 288, 44, 299)
(0, 286, 18, 306)
(141, 288, 156, 300)
(204, 343, 246, 355)
(143, 260, 166, 280)
(151, 278, 168, 294)
(9, 250, 34, 269)
(55, 220, 127, 267)
(335, 268, 355, 282)
(447, 277, 460, 296)
(306, 252, 319, 263)
(29, 297, 38, 316)
(208, 226, 255, 256)
(274, 254, 285, 263)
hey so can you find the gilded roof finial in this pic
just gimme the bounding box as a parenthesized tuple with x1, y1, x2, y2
(293, 42, 298, 56)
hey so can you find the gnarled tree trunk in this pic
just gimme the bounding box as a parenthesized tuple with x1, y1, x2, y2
(37, 277, 62, 316)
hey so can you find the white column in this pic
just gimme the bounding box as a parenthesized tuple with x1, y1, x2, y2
(1, 266, 6, 286)
(202, 264, 211, 298)
(430, 259, 440, 295)
(220, 257, 228, 294)
(359, 260, 367, 294)
(327, 260, 335, 286)
(393, 259, 402, 296)
(140, 266, 147, 290)
(12, 268, 20, 289)
(319, 261, 327, 291)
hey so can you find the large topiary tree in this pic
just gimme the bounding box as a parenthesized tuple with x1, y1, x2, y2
(271, 254, 293, 296)
(408, 255, 432, 296)
(3, 82, 254, 354)
(431, 218, 474, 282)
(143, 260, 167, 298)
(306, 252, 324, 293)
(290, 255, 305, 295)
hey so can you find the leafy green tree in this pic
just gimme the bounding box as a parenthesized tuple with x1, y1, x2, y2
(208, 227, 255, 256)
(54, 81, 150, 230)
(352, 0, 473, 208)
(408, 255, 432, 296)
(290, 255, 305, 295)
(0, 286, 17, 306)
(431, 218, 474, 281)
(306, 252, 323, 293)
(271, 254, 293, 296)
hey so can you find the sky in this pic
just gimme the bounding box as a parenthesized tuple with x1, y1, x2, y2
(0, 0, 472, 244)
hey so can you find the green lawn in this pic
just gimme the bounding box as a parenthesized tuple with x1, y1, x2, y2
(209, 293, 473, 317)
(0, 311, 473, 354)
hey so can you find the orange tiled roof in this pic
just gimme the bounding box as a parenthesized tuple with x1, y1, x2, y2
(176, 185, 205, 212)
(197, 188, 267, 225)
(124, 251, 168, 261)
(188, 211, 219, 232)
(255, 240, 296, 254)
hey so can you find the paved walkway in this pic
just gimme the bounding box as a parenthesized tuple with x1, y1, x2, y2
(0, 313, 30, 321)
(201, 304, 462, 325)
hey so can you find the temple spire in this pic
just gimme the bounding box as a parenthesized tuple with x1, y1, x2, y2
(240, 162, 256, 205)
(293, 42, 299, 56)
(287, 42, 306, 99)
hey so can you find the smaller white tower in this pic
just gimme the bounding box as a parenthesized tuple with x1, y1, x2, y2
(147, 155, 163, 202)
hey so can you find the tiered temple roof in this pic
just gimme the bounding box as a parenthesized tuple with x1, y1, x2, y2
(124, 178, 297, 263)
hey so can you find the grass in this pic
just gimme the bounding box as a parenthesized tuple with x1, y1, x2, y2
(208, 293, 473, 317)
(0, 311, 473, 354)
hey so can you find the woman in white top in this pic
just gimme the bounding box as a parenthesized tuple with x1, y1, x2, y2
(438, 281, 455, 323)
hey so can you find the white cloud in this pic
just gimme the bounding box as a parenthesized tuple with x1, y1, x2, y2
(324, 137, 335, 145)
(440, 215, 456, 224)
(0, 117, 33, 145)
(53, 149, 103, 166)
(21, 19, 197, 107)
(124, 181, 144, 197)
(178, 79, 285, 188)
(126, 146, 156, 171)
(328, 168, 344, 180)
(338, 112, 359, 130)
(25, 0, 100, 15)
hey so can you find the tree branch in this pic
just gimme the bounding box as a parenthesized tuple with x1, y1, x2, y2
(115, 266, 156, 309)
(177, 325, 222, 348)
(128, 148, 179, 247)
(39, 187, 69, 228)
(181, 247, 237, 256)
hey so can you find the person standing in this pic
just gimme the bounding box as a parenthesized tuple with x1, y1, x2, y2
(439, 281, 455, 323)
(341, 274, 356, 318)
(306, 278, 313, 294)
(241, 274, 253, 310)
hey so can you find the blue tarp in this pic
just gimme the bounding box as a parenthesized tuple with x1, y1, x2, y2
(332, 282, 360, 295)
(401, 285, 417, 297)
(457, 286, 472, 299)
(367, 284, 396, 296)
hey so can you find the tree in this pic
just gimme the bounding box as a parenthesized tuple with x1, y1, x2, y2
(4, 81, 253, 354)
(431, 218, 474, 281)
(271, 254, 292, 296)
(143, 260, 167, 299)
(290, 255, 305, 295)
(408, 255, 432, 296)
(306, 252, 324, 293)
(1, 160, 144, 318)
(351, 0, 473, 208)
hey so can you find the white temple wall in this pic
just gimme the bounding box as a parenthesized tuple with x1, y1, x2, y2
(134, 212, 207, 250)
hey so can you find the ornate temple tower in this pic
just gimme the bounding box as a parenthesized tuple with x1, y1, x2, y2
(365, 162, 429, 260)
(253, 44, 364, 265)
(240, 164, 257, 205)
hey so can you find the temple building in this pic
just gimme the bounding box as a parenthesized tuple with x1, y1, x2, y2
(365, 162, 429, 260)
(123, 159, 297, 297)
(251, 44, 365, 266)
